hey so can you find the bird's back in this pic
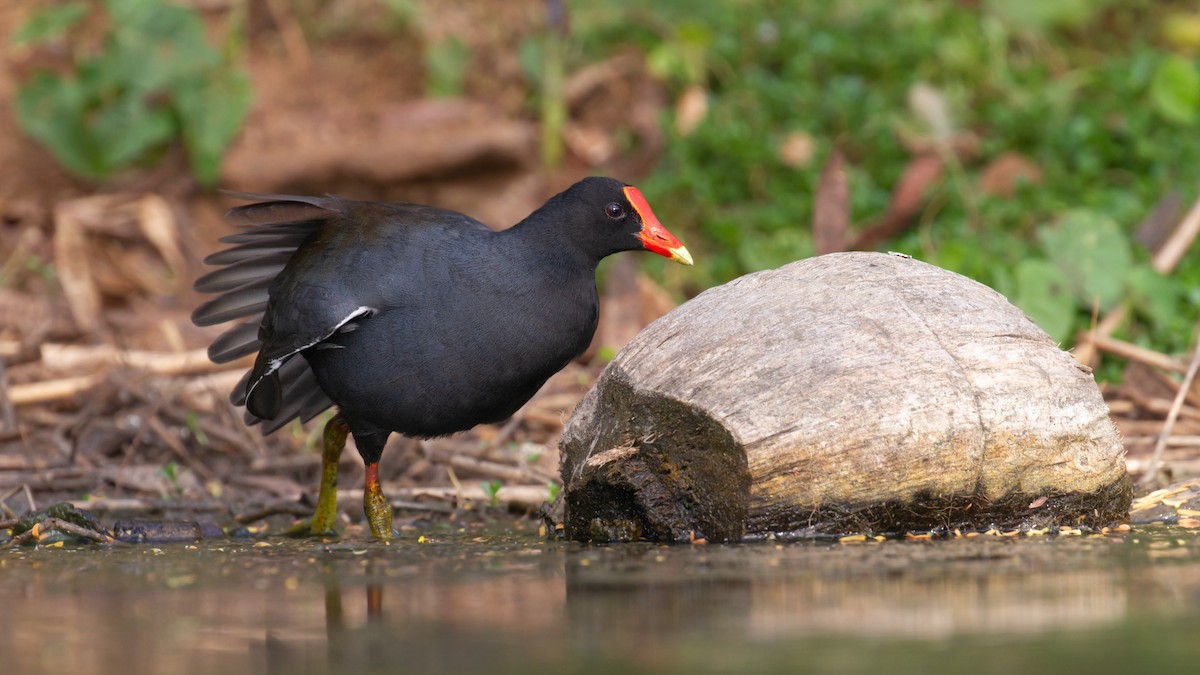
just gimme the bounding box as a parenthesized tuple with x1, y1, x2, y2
(195, 193, 601, 437)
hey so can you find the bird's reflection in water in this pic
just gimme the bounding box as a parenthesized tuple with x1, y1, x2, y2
(260, 535, 1165, 673)
(264, 562, 390, 675)
(6, 530, 1197, 674)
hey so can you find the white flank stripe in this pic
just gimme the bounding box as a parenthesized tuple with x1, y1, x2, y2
(252, 306, 378, 398)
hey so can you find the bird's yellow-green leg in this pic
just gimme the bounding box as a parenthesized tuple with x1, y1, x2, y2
(363, 462, 395, 540)
(311, 415, 348, 536)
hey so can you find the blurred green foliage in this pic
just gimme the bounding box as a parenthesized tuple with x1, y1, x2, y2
(9, 0, 1198, 377)
(1151, 54, 1200, 124)
(481, 479, 503, 508)
(424, 36, 470, 98)
(11, 0, 250, 185)
(518, 13, 569, 167)
(570, 0, 1200, 373)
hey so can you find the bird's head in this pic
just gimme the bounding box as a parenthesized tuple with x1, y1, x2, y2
(554, 177, 692, 266)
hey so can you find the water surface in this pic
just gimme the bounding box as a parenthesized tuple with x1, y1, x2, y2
(3, 523, 1198, 674)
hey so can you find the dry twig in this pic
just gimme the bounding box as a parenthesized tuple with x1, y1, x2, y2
(7, 517, 114, 546)
(1153, 187, 1200, 273)
(264, 0, 312, 70)
(1142, 323, 1200, 485)
(425, 447, 556, 485)
(337, 484, 553, 512)
(145, 414, 218, 484)
(1076, 188, 1200, 365)
(234, 500, 316, 525)
(70, 497, 224, 513)
(1079, 335, 1187, 374)
(40, 344, 239, 376)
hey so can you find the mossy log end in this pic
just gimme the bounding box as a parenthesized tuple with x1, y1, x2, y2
(560, 252, 1130, 542)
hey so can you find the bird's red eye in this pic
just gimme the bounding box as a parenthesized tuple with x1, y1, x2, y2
(605, 202, 625, 219)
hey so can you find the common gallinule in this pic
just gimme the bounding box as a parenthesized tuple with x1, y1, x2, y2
(193, 177, 692, 539)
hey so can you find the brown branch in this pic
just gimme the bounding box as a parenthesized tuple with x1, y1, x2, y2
(1073, 305, 1129, 368)
(264, 0, 312, 70)
(813, 147, 849, 255)
(159, 408, 261, 462)
(8, 374, 104, 406)
(40, 344, 242, 376)
(338, 484, 553, 511)
(1123, 435, 1200, 447)
(69, 497, 224, 513)
(1077, 188, 1200, 365)
(234, 500, 316, 525)
(1142, 323, 1200, 485)
(424, 447, 558, 485)
(1153, 188, 1200, 273)
(0, 467, 95, 491)
(250, 455, 322, 472)
(851, 154, 943, 250)
(7, 517, 114, 546)
(0, 358, 15, 430)
(145, 414, 219, 484)
(1078, 335, 1187, 374)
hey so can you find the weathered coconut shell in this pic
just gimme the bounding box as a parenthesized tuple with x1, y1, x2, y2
(560, 252, 1130, 542)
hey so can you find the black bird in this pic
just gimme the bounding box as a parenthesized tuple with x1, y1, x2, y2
(193, 177, 692, 539)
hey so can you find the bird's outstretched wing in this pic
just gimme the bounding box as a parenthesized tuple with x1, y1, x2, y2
(194, 193, 487, 433)
(192, 194, 346, 433)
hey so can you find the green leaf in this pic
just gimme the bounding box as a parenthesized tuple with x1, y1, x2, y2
(173, 68, 252, 184)
(10, 2, 88, 46)
(985, 0, 1103, 32)
(424, 37, 470, 98)
(185, 411, 209, 445)
(735, 228, 813, 272)
(12, 0, 250, 183)
(647, 23, 712, 87)
(1126, 265, 1187, 334)
(381, 0, 421, 29)
(1013, 259, 1076, 343)
(1039, 210, 1131, 312)
(13, 71, 103, 178)
(481, 479, 502, 507)
(90, 93, 176, 171)
(517, 36, 544, 88)
(1150, 55, 1200, 125)
(103, 0, 217, 94)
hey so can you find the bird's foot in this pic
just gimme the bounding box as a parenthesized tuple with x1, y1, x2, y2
(282, 518, 337, 539)
(364, 462, 396, 540)
(310, 415, 349, 536)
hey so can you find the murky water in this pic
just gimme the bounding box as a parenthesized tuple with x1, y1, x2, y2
(3, 523, 1199, 674)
